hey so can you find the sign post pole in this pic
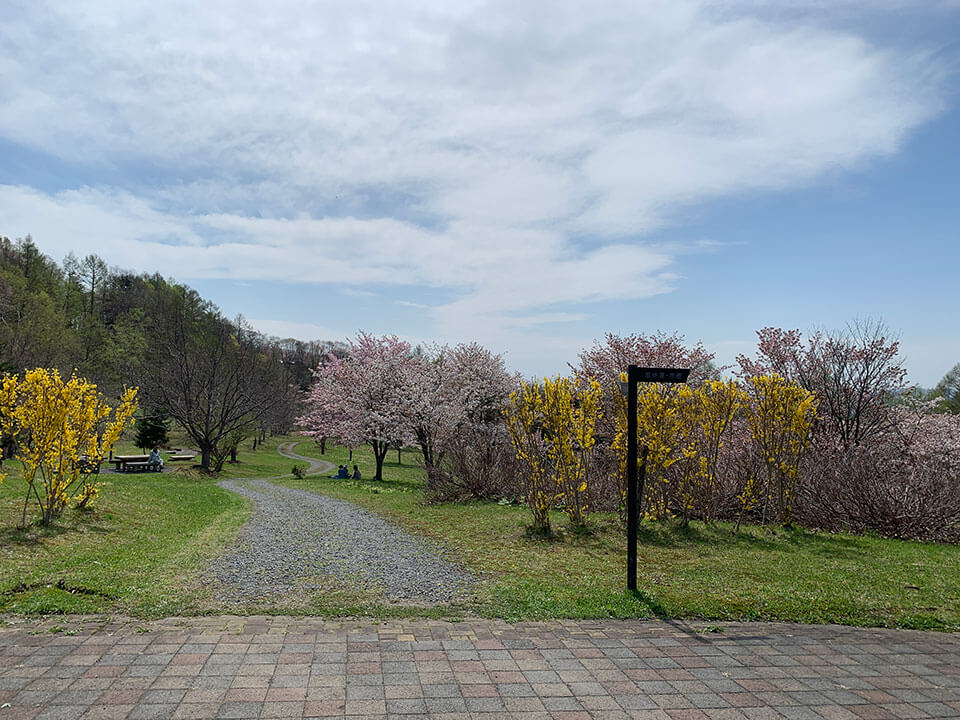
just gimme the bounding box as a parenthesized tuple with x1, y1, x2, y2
(626, 367, 638, 591)
(624, 365, 690, 592)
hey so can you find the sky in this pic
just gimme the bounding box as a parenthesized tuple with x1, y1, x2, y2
(1, 0, 959, 386)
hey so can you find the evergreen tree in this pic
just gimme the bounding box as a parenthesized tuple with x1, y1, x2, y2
(134, 410, 170, 451)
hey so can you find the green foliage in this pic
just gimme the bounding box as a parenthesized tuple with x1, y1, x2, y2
(134, 410, 170, 451)
(933, 362, 960, 414)
(291, 464, 307, 479)
(0, 236, 147, 392)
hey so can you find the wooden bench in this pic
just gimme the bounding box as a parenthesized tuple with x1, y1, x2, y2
(168, 454, 197, 462)
(120, 461, 162, 473)
(111, 455, 162, 472)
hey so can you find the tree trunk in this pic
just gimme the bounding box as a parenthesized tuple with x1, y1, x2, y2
(320, 437, 326, 454)
(200, 447, 211, 470)
(372, 440, 388, 481)
(397, 446, 402, 464)
(415, 428, 434, 470)
(230, 446, 238, 463)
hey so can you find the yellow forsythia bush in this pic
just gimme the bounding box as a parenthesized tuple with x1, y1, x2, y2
(744, 374, 818, 526)
(0, 368, 138, 527)
(613, 374, 810, 527)
(504, 380, 552, 532)
(505, 376, 603, 532)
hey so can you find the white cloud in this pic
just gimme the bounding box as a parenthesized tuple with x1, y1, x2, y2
(0, 0, 949, 356)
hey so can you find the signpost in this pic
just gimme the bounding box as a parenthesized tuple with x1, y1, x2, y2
(624, 365, 690, 591)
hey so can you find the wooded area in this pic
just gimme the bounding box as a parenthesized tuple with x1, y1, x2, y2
(0, 235, 343, 470)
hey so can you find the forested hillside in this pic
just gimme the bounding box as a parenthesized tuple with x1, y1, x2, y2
(0, 235, 342, 468)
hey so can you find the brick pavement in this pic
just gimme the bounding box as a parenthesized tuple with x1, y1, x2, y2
(1, 616, 957, 719)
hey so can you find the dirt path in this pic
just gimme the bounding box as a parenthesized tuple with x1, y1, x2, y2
(275, 441, 335, 475)
(210, 443, 475, 605)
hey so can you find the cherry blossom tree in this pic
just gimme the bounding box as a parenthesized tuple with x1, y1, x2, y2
(404, 342, 516, 496)
(797, 400, 960, 541)
(574, 331, 718, 390)
(299, 333, 414, 481)
(403, 345, 452, 472)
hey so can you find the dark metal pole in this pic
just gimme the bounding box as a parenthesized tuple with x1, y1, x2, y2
(638, 444, 648, 522)
(627, 365, 638, 591)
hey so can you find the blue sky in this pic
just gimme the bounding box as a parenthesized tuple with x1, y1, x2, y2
(1, 0, 958, 385)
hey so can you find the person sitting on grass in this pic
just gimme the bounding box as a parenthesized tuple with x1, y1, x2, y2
(330, 464, 348, 479)
(148, 447, 164, 471)
(351, 464, 361, 480)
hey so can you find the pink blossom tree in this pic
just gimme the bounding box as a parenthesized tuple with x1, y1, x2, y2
(403, 345, 453, 472)
(574, 330, 718, 396)
(299, 332, 414, 481)
(797, 400, 960, 541)
(572, 330, 718, 444)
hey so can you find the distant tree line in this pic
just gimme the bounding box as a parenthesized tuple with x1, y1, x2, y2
(0, 235, 343, 470)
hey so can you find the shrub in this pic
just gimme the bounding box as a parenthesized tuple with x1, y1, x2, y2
(0, 368, 138, 526)
(797, 407, 960, 541)
(504, 376, 604, 531)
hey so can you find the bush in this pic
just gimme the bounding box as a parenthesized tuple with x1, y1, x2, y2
(0, 368, 138, 526)
(797, 409, 960, 542)
(429, 424, 522, 502)
(291, 464, 308, 479)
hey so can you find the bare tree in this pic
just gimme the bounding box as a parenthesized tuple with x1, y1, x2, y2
(139, 283, 293, 470)
(738, 319, 908, 448)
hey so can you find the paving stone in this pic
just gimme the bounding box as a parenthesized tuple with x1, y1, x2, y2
(0, 618, 956, 720)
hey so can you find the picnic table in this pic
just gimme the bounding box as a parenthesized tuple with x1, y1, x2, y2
(110, 455, 162, 473)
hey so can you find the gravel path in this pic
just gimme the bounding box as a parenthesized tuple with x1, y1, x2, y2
(210, 444, 475, 605)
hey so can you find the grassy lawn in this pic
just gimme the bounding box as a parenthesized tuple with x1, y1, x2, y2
(278, 442, 960, 631)
(0, 434, 305, 617)
(1, 434, 957, 629)
(109, 432, 317, 479)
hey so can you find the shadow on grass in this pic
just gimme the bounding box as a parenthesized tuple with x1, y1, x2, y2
(633, 520, 868, 562)
(0, 516, 111, 546)
(629, 588, 670, 618)
(1, 578, 116, 600)
(637, 522, 777, 551)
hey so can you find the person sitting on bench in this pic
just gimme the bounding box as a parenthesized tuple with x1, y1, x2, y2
(148, 447, 164, 471)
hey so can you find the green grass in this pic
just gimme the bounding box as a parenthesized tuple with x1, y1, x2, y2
(109, 432, 315, 479)
(2, 435, 958, 629)
(0, 435, 270, 616)
(276, 443, 960, 630)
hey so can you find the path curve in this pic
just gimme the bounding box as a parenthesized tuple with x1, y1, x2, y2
(210, 442, 475, 605)
(275, 440, 335, 476)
